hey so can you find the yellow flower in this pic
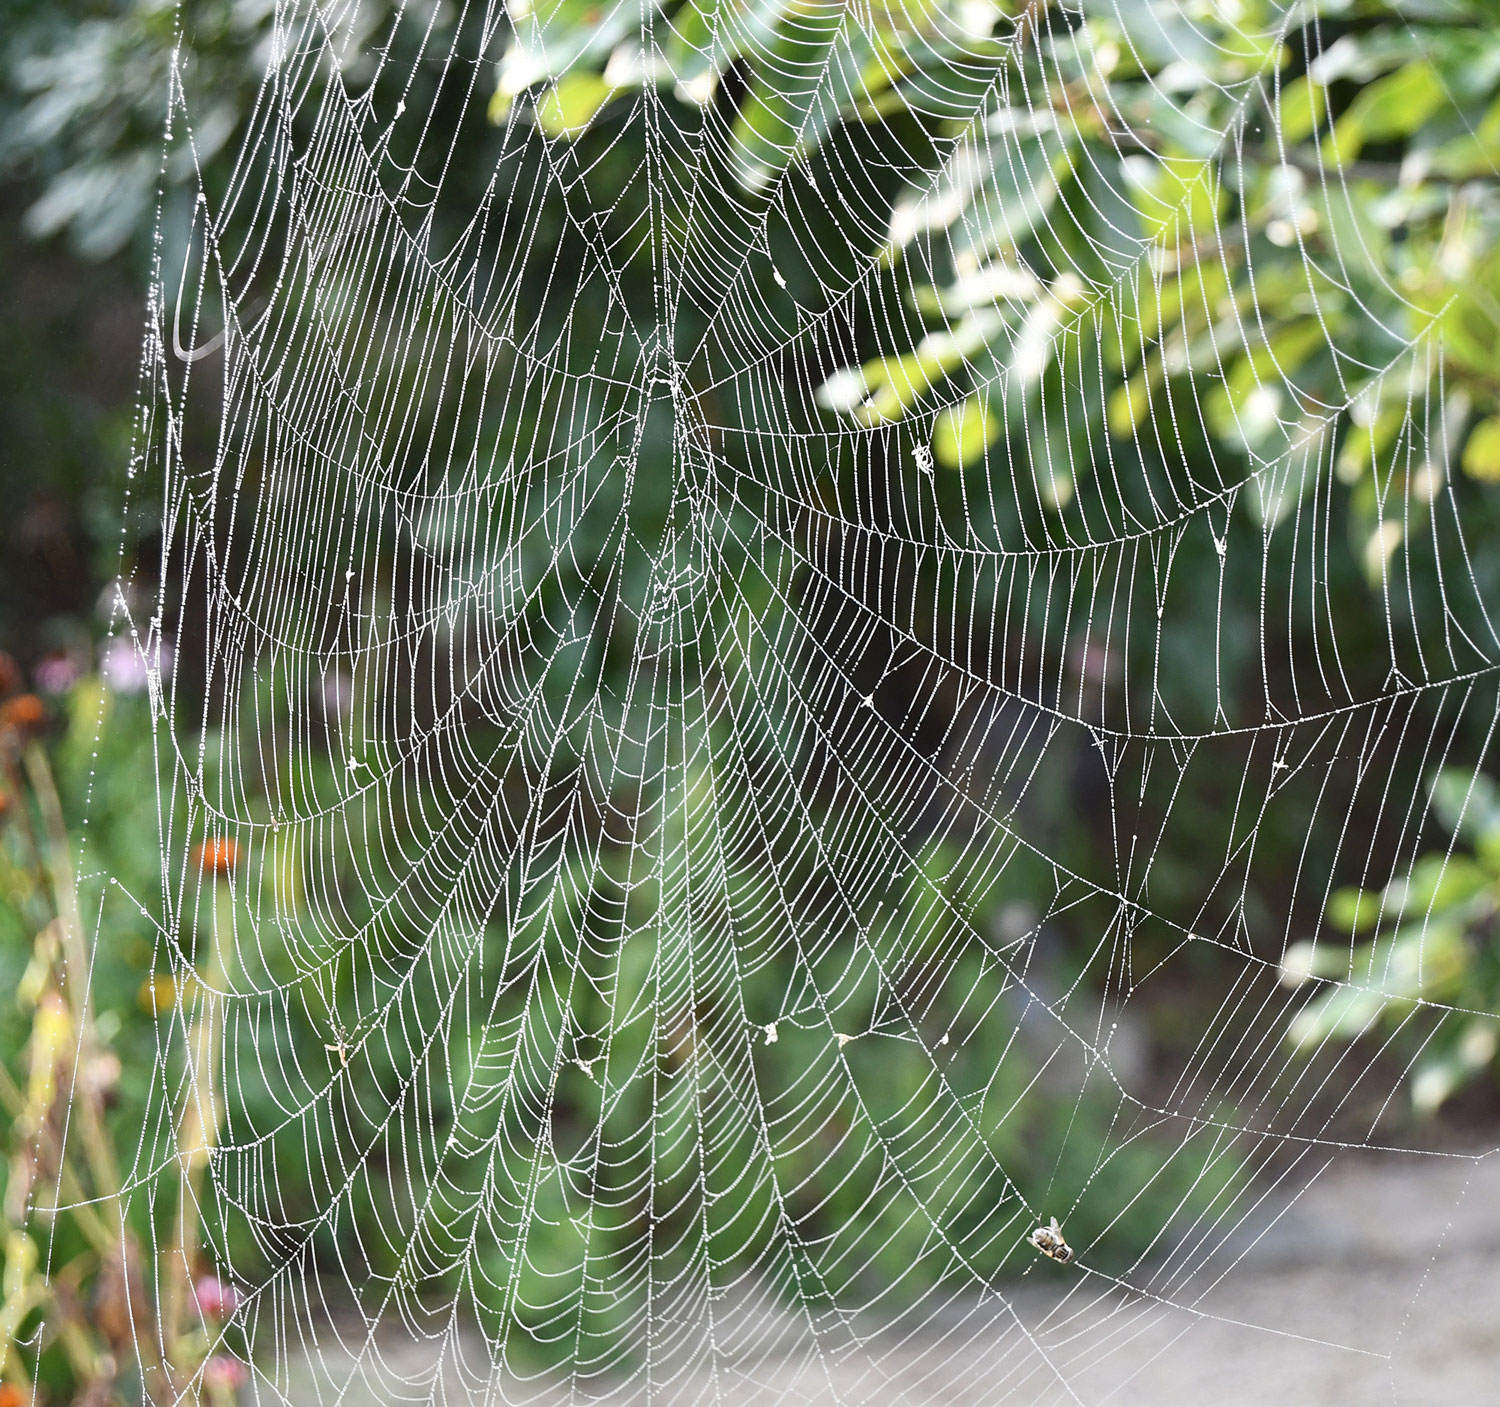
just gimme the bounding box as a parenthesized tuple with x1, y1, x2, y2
(139, 973, 196, 1015)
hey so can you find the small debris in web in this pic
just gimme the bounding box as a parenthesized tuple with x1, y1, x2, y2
(763, 1022, 778, 1045)
(324, 1021, 353, 1068)
(1029, 1217, 1074, 1264)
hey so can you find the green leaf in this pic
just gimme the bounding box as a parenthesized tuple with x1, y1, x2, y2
(1375, 853, 1489, 924)
(1337, 401, 1406, 486)
(1411, 1019, 1499, 1113)
(535, 73, 616, 139)
(1431, 91, 1500, 178)
(1276, 75, 1328, 145)
(1362, 518, 1403, 587)
(727, 0, 847, 191)
(1429, 769, 1500, 846)
(1107, 370, 1153, 438)
(1362, 919, 1470, 1000)
(841, 317, 998, 422)
(1279, 938, 1345, 985)
(1324, 61, 1446, 165)
(1134, 156, 1226, 244)
(943, 129, 1072, 266)
(1344, 858, 1494, 930)
(1326, 886, 1385, 934)
(1462, 416, 1500, 482)
(1288, 985, 1389, 1047)
(932, 397, 999, 468)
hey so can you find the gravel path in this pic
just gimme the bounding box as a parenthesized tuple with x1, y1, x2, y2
(279, 1149, 1500, 1405)
(1081, 1149, 1500, 1405)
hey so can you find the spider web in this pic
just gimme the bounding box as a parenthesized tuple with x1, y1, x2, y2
(81, 0, 1500, 1401)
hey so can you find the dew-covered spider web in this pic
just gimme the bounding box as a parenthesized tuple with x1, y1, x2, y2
(82, 0, 1500, 1400)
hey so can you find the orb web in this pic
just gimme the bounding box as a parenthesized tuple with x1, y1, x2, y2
(82, 0, 1500, 1401)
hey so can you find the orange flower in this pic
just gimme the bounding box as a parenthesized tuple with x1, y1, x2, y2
(192, 837, 240, 877)
(0, 1382, 29, 1407)
(0, 693, 45, 731)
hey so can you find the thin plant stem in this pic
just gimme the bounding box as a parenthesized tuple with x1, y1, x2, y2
(163, 867, 237, 1398)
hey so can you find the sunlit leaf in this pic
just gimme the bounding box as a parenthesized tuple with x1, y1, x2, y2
(932, 397, 999, 468)
(535, 73, 616, 138)
(1462, 416, 1500, 481)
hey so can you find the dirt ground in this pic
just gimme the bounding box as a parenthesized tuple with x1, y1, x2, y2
(279, 1148, 1500, 1405)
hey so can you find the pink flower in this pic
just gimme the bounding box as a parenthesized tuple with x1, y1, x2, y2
(33, 652, 81, 694)
(99, 634, 174, 695)
(203, 1354, 248, 1391)
(193, 1274, 238, 1319)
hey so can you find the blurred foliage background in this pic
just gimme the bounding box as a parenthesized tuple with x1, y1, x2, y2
(2, 0, 1500, 1401)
